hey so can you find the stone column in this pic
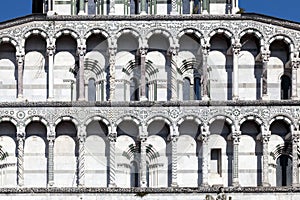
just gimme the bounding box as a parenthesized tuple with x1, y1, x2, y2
(140, 136, 147, 187)
(200, 124, 209, 187)
(109, 0, 115, 14)
(262, 131, 270, 187)
(171, 133, 179, 187)
(17, 54, 24, 100)
(78, 45, 86, 101)
(108, 132, 117, 187)
(48, 0, 53, 11)
(170, 47, 178, 101)
(78, 0, 86, 15)
(109, 48, 117, 101)
(47, 134, 55, 187)
(170, 0, 178, 15)
(232, 131, 240, 187)
(47, 44, 55, 100)
(16, 125, 25, 187)
(232, 42, 241, 100)
(291, 59, 299, 99)
(202, 0, 209, 14)
(78, 132, 86, 187)
(201, 45, 210, 101)
(292, 131, 299, 186)
(140, 48, 148, 101)
(261, 50, 270, 100)
(232, 0, 239, 14)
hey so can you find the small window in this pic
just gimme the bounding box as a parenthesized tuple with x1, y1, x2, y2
(211, 149, 222, 175)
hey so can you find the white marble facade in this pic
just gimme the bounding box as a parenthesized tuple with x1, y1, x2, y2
(0, 1, 300, 199)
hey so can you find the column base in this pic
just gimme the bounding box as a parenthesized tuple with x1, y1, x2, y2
(109, 183, 117, 187)
(232, 95, 239, 101)
(140, 96, 148, 101)
(170, 11, 179, 15)
(47, 97, 54, 102)
(47, 11, 56, 16)
(291, 96, 299, 100)
(47, 181, 54, 187)
(292, 183, 300, 187)
(17, 96, 26, 102)
(232, 181, 240, 187)
(78, 11, 87, 15)
(201, 182, 209, 187)
(202, 10, 209, 15)
(232, 7, 240, 14)
(261, 94, 269, 100)
(171, 182, 178, 187)
(201, 95, 210, 101)
(109, 11, 115, 15)
(78, 97, 86, 101)
(140, 11, 147, 15)
(262, 182, 270, 187)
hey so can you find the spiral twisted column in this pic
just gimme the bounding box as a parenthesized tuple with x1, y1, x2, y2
(140, 136, 147, 187)
(108, 132, 117, 187)
(77, 45, 86, 101)
(16, 53, 24, 100)
(17, 125, 25, 187)
(292, 130, 300, 187)
(109, 47, 117, 101)
(261, 49, 270, 100)
(170, 47, 178, 101)
(171, 134, 179, 187)
(232, 131, 241, 187)
(78, 126, 86, 187)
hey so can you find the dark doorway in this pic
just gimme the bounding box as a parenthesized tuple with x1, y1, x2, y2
(276, 155, 292, 186)
(130, 161, 139, 187)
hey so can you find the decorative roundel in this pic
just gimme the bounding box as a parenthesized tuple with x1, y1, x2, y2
(232, 109, 240, 117)
(169, 109, 180, 119)
(139, 110, 148, 120)
(17, 111, 25, 119)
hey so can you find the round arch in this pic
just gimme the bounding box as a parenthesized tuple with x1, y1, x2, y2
(54, 116, 79, 129)
(145, 28, 174, 48)
(116, 28, 142, 49)
(54, 29, 80, 46)
(0, 116, 18, 126)
(239, 28, 264, 46)
(0, 36, 18, 50)
(208, 28, 234, 45)
(24, 116, 50, 133)
(268, 34, 295, 53)
(177, 28, 205, 46)
(84, 115, 112, 132)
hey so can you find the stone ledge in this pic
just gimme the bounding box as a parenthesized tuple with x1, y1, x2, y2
(0, 13, 300, 31)
(0, 187, 299, 194)
(0, 100, 299, 107)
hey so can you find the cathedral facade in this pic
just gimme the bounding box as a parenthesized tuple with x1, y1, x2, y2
(0, 0, 300, 199)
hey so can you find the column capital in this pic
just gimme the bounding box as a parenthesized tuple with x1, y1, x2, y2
(292, 133, 300, 143)
(291, 59, 300, 69)
(139, 135, 147, 143)
(77, 45, 86, 56)
(108, 132, 117, 142)
(108, 47, 117, 55)
(16, 54, 25, 64)
(232, 131, 241, 144)
(47, 44, 56, 56)
(232, 42, 241, 55)
(168, 46, 179, 56)
(261, 50, 271, 63)
(201, 45, 210, 55)
(140, 47, 148, 56)
(262, 134, 270, 144)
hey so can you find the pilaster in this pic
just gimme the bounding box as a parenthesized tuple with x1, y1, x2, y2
(16, 124, 25, 187)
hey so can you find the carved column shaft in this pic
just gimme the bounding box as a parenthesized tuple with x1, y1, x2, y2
(170, 48, 178, 101)
(170, 0, 178, 14)
(202, 45, 210, 100)
(78, 46, 86, 101)
(17, 126, 25, 187)
(78, 135, 86, 187)
(47, 45, 55, 100)
(200, 125, 209, 186)
(292, 132, 299, 186)
(108, 132, 117, 187)
(171, 135, 178, 187)
(232, 132, 240, 187)
(47, 138, 55, 186)
(261, 50, 270, 99)
(232, 43, 241, 100)
(109, 48, 116, 101)
(140, 137, 147, 187)
(79, 0, 85, 14)
(262, 133, 270, 186)
(291, 60, 299, 99)
(17, 54, 24, 99)
(140, 48, 147, 101)
(109, 0, 115, 14)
